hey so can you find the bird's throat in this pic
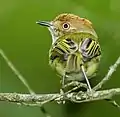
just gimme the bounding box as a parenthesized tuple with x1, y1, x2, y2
(48, 27, 58, 44)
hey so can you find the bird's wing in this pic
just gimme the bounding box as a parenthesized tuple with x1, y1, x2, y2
(49, 38, 78, 61)
(80, 38, 101, 60)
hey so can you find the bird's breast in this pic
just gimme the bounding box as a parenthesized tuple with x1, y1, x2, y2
(49, 32, 101, 81)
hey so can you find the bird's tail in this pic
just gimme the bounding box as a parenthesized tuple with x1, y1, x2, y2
(66, 52, 82, 73)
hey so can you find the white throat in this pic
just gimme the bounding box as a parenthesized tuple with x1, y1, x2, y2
(48, 27, 58, 45)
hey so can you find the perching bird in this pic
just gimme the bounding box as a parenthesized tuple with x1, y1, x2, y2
(36, 13, 101, 91)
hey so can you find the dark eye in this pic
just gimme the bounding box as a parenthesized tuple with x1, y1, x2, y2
(62, 23, 70, 29)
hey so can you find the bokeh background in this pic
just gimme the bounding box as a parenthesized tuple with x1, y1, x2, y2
(0, 0, 120, 117)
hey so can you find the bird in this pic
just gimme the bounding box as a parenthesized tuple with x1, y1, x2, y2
(36, 13, 101, 91)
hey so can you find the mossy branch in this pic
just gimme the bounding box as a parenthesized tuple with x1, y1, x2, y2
(0, 88, 120, 106)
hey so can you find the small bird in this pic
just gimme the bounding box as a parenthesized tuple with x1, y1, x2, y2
(36, 13, 101, 91)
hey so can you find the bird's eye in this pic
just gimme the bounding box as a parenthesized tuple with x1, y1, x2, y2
(62, 23, 70, 29)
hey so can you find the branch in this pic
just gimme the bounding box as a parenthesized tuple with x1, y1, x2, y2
(93, 56, 120, 90)
(0, 93, 59, 106)
(0, 49, 34, 94)
(0, 88, 120, 106)
(68, 88, 120, 103)
(0, 49, 51, 117)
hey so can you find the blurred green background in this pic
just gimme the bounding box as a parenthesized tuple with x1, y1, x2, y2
(0, 0, 120, 117)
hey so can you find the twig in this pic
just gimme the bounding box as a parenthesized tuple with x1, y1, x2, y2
(106, 99, 120, 109)
(0, 88, 120, 106)
(67, 88, 120, 103)
(0, 93, 59, 105)
(0, 49, 51, 117)
(0, 49, 34, 94)
(93, 57, 120, 91)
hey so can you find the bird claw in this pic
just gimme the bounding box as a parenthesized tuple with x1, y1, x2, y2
(57, 89, 65, 104)
(86, 89, 95, 98)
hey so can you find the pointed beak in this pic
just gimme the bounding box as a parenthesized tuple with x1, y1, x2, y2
(36, 21, 52, 27)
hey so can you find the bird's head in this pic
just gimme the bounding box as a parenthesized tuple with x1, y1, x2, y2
(37, 13, 97, 44)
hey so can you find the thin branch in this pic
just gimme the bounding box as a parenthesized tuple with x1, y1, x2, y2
(0, 49, 34, 94)
(93, 56, 120, 91)
(0, 93, 59, 105)
(0, 88, 120, 106)
(0, 49, 51, 117)
(67, 88, 120, 103)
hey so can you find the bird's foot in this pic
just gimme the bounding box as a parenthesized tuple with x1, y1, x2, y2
(57, 88, 65, 104)
(86, 88, 95, 99)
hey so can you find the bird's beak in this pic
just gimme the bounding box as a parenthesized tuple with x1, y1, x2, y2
(36, 21, 52, 27)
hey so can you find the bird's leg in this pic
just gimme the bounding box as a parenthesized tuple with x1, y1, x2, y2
(58, 74, 66, 104)
(60, 74, 65, 93)
(81, 65, 92, 92)
(60, 78, 65, 95)
(62, 74, 65, 89)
